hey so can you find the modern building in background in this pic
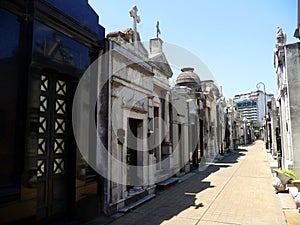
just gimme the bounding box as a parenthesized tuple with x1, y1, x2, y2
(233, 90, 267, 126)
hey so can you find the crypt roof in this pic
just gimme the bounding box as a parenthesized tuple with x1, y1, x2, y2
(107, 28, 141, 42)
(107, 28, 149, 58)
(201, 80, 221, 100)
(176, 67, 201, 89)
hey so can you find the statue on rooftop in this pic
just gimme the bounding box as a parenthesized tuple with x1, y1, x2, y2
(276, 27, 286, 46)
(274, 27, 286, 74)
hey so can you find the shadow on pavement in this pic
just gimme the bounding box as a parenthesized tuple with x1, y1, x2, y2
(214, 150, 247, 164)
(107, 150, 247, 225)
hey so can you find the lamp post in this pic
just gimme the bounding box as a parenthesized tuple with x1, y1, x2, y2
(256, 82, 268, 149)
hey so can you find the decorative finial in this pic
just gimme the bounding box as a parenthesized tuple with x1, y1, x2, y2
(156, 21, 161, 38)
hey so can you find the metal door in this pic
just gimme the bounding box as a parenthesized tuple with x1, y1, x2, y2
(36, 72, 74, 219)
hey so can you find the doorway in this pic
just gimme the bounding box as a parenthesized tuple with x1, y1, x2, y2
(154, 107, 160, 168)
(200, 119, 204, 161)
(127, 118, 143, 190)
(178, 124, 185, 173)
(191, 122, 199, 169)
(36, 72, 76, 219)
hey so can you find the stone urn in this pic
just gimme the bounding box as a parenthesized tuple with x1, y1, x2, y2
(291, 180, 300, 210)
(295, 195, 300, 211)
(272, 169, 293, 193)
(291, 180, 300, 192)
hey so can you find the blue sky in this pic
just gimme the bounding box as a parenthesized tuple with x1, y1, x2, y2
(89, 0, 296, 99)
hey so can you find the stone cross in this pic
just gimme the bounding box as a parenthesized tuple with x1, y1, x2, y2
(156, 21, 161, 38)
(294, 0, 300, 39)
(129, 5, 140, 44)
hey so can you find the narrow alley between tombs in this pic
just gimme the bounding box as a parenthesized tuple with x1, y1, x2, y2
(94, 141, 289, 225)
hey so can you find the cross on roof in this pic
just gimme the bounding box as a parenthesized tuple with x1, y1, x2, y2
(156, 21, 161, 38)
(129, 5, 140, 44)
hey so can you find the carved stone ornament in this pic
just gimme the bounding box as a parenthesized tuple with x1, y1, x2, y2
(122, 93, 146, 112)
(272, 169, 293, 193)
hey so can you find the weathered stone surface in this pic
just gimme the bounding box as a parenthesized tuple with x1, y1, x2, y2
(272, 176, 286, 193)
(176, 67, 201, 89)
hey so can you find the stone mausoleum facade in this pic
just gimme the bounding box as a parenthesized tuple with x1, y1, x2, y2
(274, 27, 300, 176)
(0, 0, 105, 223)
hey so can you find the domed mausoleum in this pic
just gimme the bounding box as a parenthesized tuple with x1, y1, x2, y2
(175, 67, 201, 90)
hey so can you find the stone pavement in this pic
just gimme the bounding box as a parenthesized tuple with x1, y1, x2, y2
(94, 141, 298, 225)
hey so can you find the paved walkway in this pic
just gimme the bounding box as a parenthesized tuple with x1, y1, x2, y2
(103, 141, 291, 225)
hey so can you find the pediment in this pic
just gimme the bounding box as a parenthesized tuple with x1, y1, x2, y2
(45, 38, 74, 65)
(150, 53, 173, 78)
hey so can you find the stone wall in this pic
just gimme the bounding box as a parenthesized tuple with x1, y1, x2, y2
(286, 43, 300, 176)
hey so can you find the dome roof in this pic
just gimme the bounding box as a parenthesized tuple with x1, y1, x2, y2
(175, 67, 201, 88)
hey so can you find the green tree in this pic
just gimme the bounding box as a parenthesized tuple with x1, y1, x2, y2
(251, 120, 260, 131)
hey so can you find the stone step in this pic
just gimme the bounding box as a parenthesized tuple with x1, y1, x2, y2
(156, 177, 179, 189)
(118, 194, 156, 213)
(288, 186, 299, 199)
(278, 192, 296, 210)
(178, 172, 196, 183)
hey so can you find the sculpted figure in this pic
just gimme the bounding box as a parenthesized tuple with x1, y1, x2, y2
(274, 27, 286, 73)
(276, 27, 286, 46)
